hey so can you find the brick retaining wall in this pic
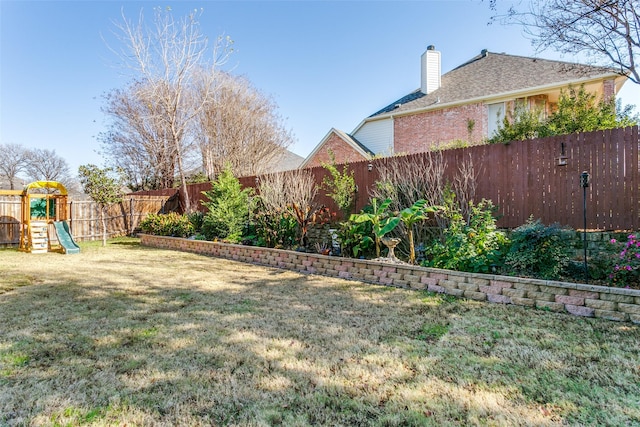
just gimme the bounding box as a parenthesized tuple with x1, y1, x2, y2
(140, 234, 640, 324)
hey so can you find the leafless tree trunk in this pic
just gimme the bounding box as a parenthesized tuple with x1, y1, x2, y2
(108, 7, 232, 211)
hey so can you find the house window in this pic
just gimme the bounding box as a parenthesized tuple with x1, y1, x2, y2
(488, 102, 505, 137)
(533, 97, 547, 119)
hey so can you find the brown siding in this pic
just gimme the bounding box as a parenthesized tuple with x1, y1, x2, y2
(184, 126, 640, 231)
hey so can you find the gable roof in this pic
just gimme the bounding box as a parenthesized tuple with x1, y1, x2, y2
(269, 149, 305, 172)
(299, 128, 374, 169)
(369, 51, 622, 119)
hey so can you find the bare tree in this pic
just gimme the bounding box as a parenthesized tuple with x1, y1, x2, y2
(491, 0, 640, 84)
(196, 71, 295, 179)
(369, 151, 478, 249)
(370, 152, 447, 212)
(0, 143, 29, 190)
(452, 153, 478, 223)
(100, 80, 179, 191)
(108, 7, 232, 211)
(258, 169, 321, 247)
(23, 148, 75, 189)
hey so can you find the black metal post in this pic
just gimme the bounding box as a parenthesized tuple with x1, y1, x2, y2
(580, 171, 590, 283)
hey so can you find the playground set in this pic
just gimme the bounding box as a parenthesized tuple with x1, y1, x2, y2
(0, 181, 80, 254)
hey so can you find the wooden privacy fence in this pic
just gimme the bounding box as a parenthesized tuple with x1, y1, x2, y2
(182, 126, 639, 231)
(0, 195, 172, 247)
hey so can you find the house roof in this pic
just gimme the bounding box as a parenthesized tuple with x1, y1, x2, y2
(369, 51, 622, 118)
(299, 128, 374, 169)
(269, 149, 305, 172)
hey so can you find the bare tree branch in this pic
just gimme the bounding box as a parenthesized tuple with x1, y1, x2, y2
(258, 169, 320, 246)
(196, 71, 294, 179)
(0, 143, 29, 190)
(491, 0, 639, 84)
(106, 7, 233, 211)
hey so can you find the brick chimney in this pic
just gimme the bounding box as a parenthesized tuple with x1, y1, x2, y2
(421, 45, 441, 94)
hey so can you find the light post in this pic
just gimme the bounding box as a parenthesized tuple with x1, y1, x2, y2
(580, 171, 590, 283)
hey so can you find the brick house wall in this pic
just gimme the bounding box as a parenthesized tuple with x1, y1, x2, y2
(394, 103, 486, 154)
(304, 132, 369, 168)
(603, 78, 616, 102)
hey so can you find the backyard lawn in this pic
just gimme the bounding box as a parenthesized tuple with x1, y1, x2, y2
(1, 238, 639, 426)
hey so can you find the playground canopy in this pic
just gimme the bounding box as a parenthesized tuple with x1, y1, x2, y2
(24, 180, 68, 195)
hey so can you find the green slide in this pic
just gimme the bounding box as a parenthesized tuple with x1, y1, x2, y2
(53, 221, 80, 254)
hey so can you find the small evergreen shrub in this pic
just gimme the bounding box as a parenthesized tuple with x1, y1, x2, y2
(140, 212, 194, 237)
(321, 151, 357, 218)
(504, 218, 573, 279)
(187, 211, 204, 233)
(201, 166, 253, 243)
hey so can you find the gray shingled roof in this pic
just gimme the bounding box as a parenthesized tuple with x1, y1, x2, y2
(269, 149, 305, 172)
(370, 51, 618, 117)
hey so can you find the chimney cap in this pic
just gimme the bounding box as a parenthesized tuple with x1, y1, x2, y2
(427, 45, 436, 51)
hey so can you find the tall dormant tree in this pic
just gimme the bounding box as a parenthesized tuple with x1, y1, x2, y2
(108, 7, 232, 211)
(0, 143, 28, 190)
(100, 80, 179, 191)
(491, 0, 640, 84)
(196, 71, 295, 179)
(23, 148, 74, 188)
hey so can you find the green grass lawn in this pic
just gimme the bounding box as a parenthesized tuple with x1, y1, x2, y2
(1, 237, 639, 426)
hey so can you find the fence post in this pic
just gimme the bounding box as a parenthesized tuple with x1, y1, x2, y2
(581, 171, 590, 283)
(130, 197, 134, 236)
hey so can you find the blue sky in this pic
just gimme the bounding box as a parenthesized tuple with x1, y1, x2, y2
(1, 0, 639, 175)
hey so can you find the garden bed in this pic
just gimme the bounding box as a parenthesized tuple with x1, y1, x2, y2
(141, 234, 640, 323)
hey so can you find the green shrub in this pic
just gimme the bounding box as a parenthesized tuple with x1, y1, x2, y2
(321, 151, 357, 218)
(337, 217, 375, 259)
(424, 199, 508, 273)
(248, 198, 298, 249)
(504, 218, 573, 279)
(489, 85, 638, 144)
(140, 212, 194, 237)
(187, 211, 205, 233)
(201, 165, 253, 243)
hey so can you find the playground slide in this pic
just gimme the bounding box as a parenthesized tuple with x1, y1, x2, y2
(53, 221, 80, 254)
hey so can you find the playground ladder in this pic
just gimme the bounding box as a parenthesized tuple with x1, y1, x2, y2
(29, 221, 49, 253)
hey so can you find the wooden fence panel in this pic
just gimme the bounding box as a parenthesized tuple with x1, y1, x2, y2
(216, 127, 640, 231)
(0, 196, 21, 246)
(0, 195, 170, 247)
